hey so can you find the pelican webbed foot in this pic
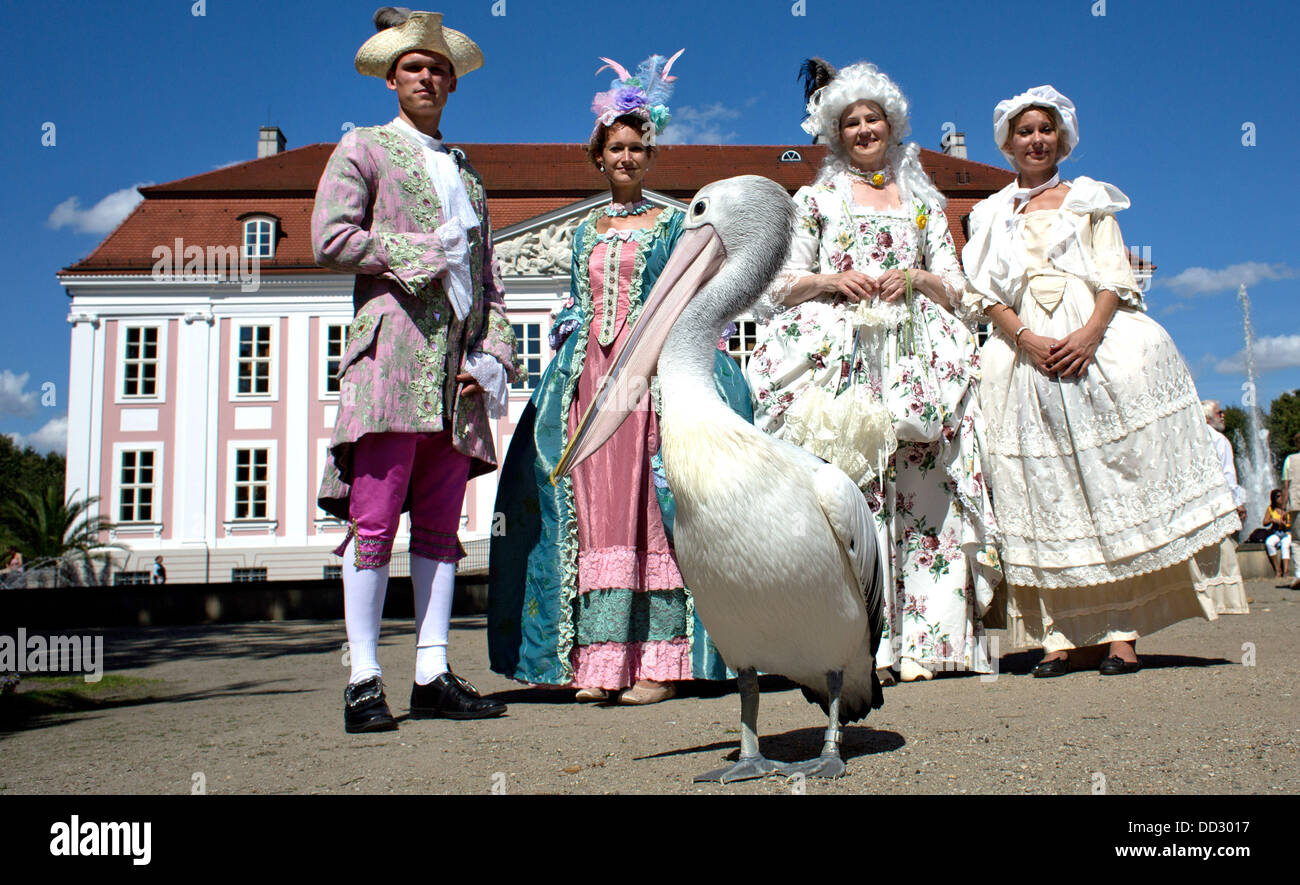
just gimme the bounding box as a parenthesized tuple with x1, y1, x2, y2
(694, 754, 794, 784)
(784, 749, 847, 780)
(784, 669, 848, 780)
(697, 667, 790, 785)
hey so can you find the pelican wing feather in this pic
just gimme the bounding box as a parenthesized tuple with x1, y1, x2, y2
(812, 463, 884, 649)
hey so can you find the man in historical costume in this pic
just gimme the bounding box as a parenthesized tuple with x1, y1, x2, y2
(1284, 431, 1300, 589)
(314, 8, 521, 732)
(1199, 401, 1250, 611)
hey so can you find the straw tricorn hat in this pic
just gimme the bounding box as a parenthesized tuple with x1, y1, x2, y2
(355, 8, 484, 78)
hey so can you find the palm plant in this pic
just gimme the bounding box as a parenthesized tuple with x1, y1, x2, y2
(0, 488, 125, 586)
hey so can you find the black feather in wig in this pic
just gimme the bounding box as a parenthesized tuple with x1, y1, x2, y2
(798, 57, 837, 111)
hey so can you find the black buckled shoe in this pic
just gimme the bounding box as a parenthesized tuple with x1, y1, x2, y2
(344, 676, 398, 733)
(1031, 656, 1070, 678)
(1099, 655, 1141, 676)
(409, 672, 506, 720)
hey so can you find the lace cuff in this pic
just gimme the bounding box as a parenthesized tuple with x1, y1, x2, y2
(464, 351, 509, 418)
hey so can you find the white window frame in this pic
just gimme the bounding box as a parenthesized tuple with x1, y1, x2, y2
(510, 321, 544, 393)
(727, 319, 760, 372)
(229, 320, 280, 402)
(224, 439, 278, 531)
(115, 321, 168, 405)
(242, 217, 277, 260)
(779, 150, 803, 162)
(109, 441, 164, 538)
(318, 318, 349, 401)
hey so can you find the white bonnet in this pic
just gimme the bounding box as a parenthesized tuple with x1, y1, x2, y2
(993, 85, 1078, 164)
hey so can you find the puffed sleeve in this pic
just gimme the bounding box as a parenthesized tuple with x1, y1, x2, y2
(311, 130, 462, 296)
(1089, 212, 1145, 310)
(917, 199, 970, 322)
(548, 222, 586, 350)
(767, 186, 823, 306)
(959, 198, 1009, 323)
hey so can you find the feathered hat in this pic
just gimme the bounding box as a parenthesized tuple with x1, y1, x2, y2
(355, 7, 484, 78)
(589, 50, 684, 145)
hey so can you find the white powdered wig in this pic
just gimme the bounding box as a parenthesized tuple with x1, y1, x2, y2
(801, 62, 945, 210)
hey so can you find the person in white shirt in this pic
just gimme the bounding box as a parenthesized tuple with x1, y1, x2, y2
(1202, 401, 1247, 525)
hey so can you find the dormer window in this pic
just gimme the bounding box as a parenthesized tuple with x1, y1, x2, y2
(242, 216, 277, 259)
(779, 150, 803, 163)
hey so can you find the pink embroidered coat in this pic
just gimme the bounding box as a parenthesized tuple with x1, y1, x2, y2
(312, 123, 522, 520)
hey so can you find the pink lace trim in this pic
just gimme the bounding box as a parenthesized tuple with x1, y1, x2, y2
(577, 546, 684, 594)
(570, 639, 692, 690)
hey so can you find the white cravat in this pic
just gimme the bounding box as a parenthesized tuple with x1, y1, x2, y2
(1010, 172, 1061, 215)
(390, 118, 480, 321)
(390, 118, 508, 418)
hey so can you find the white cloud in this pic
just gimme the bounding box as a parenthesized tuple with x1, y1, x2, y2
(658, 103, 742, 145)
(47, 184, 149, 235)
(6, 416, 68, 455)
(1159, 261, 1300, 297)
(1215, 334, 1300, 374)
(0, 370, 38, 418)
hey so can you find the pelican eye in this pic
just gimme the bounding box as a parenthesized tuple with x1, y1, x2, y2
(692, 198, 709, 218)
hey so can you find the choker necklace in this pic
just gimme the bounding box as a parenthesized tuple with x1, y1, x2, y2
(846, 165, 893, 188)
(605, 198, 654, 217)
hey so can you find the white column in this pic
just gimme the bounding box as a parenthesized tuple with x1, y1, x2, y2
(284, 313, 309, 541)
(174, 311, 214, 541)
(64, 311, 100, 509)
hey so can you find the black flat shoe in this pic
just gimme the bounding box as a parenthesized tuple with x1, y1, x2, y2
(410, 672, 506, 720)
(1031, 656, 1070, 678)
(1099, 655, 1141, 676)
(344, 676, 398, 733)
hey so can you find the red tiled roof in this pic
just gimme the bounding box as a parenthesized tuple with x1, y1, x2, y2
(62, 142, 1014, 276)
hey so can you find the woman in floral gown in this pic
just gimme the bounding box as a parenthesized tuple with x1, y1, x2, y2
(746, 60, 1002, 683)
(488, 53, 749, 703)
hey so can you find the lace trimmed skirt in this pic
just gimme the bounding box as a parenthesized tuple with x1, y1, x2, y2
(978, 279, 1243, 649)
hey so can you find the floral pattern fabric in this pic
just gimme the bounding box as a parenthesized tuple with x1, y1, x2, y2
(312, 123, 523, 519)
(747, 178, 1003, 673)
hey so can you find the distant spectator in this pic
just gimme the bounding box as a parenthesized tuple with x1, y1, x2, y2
(1263, 489, 1292, 579)
(3, 548, 22, 573)
(151, 556, 166, 585)
(1284, 431, 1300, 589)
(1202, 400, 1247, 525)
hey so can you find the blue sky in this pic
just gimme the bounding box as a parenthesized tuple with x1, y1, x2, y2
(2, 0, 1297, 453)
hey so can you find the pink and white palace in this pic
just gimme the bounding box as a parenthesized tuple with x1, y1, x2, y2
(59, 127, 1019, 584)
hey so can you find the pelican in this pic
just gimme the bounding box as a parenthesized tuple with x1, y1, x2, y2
(554, 176, 884, 782)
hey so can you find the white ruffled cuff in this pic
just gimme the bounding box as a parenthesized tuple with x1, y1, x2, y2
(465, 351, 509, 418)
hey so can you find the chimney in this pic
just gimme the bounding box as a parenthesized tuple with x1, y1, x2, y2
(258, 126, 287, 158)
(942, 130, 967, 159)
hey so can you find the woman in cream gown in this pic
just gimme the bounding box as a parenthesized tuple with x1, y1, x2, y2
(961, 86, 1244, 676)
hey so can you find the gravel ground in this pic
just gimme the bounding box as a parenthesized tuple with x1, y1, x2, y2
(2, 577, 1296, 795)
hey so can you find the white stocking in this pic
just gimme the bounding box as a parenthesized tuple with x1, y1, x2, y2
(412, 555, 455, 685)
(343, 538, 389, 685)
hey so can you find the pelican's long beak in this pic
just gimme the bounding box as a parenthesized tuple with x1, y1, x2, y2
(551, 224, 726, 481)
